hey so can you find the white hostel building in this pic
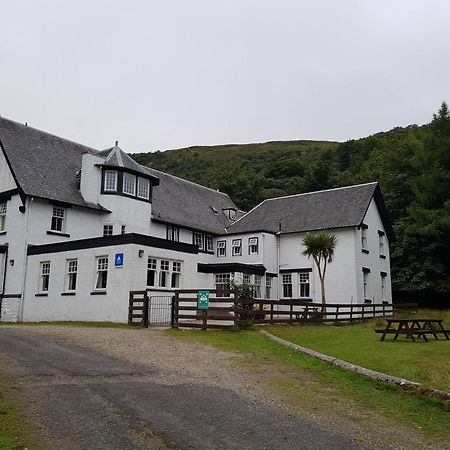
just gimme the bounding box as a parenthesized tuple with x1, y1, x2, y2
(0, 117, 392, 323)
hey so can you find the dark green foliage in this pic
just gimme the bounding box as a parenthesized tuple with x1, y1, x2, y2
(132, 105, 450, 299)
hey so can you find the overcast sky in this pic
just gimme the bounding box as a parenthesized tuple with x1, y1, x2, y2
(1, 0, 449, 152)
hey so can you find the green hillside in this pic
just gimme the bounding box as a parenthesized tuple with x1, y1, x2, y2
(132, 105, 450, 303)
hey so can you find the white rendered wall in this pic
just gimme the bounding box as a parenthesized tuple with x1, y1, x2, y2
(0, 149, 16, 191)
(355, 199, 392, 304)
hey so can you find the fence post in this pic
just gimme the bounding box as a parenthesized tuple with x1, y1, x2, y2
(270, 302, 274, 324)
(335, 306, 339, 321)
(128, 291, 133, 325)
(373, 303, 376, 318)
(202, 310, 207, 331)
(349, 304, 353, 322)
(143, 291, 149, 328)
(172, 291, 179, 328)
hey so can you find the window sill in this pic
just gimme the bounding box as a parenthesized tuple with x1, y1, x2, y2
(61, 292, 76, 296)
(47, 230, 71, 238)
(364, 299, 372, 304)
(35, 293, 48, 297)
(361, 249, 369, 254)
(0, 230, 6, 235)
(379, 255, 386, 259)
(90, 290, 107, 295)
(199, 250, 215, 255)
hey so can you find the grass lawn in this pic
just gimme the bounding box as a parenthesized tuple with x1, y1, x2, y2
(265, 309, 450, 392)
(169, 326, 450, 444)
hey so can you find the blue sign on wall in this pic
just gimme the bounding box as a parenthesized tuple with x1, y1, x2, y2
(115, 253, 124, 268)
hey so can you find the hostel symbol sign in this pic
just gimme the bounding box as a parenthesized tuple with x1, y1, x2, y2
(115, 253, 124, 268)
(197, 291, 210, 310)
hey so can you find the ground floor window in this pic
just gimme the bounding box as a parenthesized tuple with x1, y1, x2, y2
(381, 272, 387, 300)
(242, 273, 251, 285)
(299, 272, 310, 298)
(282, 273, 292, 298)
(362, 268, 370, 299)
(254, 275, 262, 298)
(40, 261, 51, 292)
(265, 276, 272, 299)
(215, 273, 231, 297)
(95, 256, 108, 290)
(147, 257, 183, 289)
(66, 259, 78, 291)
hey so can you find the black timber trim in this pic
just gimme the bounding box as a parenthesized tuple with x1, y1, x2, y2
(152, 218, 222, 237)
(225, 229, 275, 237)
(47, 230, 71, 238)
(378, 230, 385, 236)
(0, 138, 27, 205)
(49, 200, 72, 208)
(380, 254, 386, 259)
(35, 293, 48, 297)
(0, 293, 21, 299)
(27, 233, 199, 256)
(265, 272, 278, 277)
(197, 263, 266, 275)
(279, 268, 312, 273)
(359, 223, 368, 230)
(362, 267, 371, 273)
(61, 292, 76, 296)
(380, 271, 388, 277)
(0, 188, 19, 202)
(90, 291, 107, 295)
(0, 245, 8, 253)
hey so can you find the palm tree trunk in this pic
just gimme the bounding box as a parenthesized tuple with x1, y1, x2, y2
(320, 275, 326, 316)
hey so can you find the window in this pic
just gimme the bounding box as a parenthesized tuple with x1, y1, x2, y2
(0, 203, 6, 231)
(378, 231, 385, 257)
(243, 273, 251, 284)
(104, 170, 118, 191)
(217, 241, 226, 257)
(248, 237, 259, 255)
(95, 256, 108, 290)
(123, 172, 136, 196)
(51, 207, 65, 232)
(215, 273, 231, 297)
(282, 273, 292, 298)
(171, 261, 182, 288)
(147, 258, 157, 286)
(66, 259, 78, 291)
(137, 177, 150, 199)
(254, 275, 262, 298)
(299, 272, 310, 298)
(232, 239, 242, 256)
(362, 268, 370, 299)
(167, 225, 179, 242)
(361, 224, 368, 251)
(159, 260, 170, 287)
(206, 235, 214, 252)
(265, 276, 272, 299)
(40, 262, 51, 292)
(121, 225, 126, 234)
(194, 232, 204, 250)
(381, 272, 387, 300)
(103, 224, 113, 237)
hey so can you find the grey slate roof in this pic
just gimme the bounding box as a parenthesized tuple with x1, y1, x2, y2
(226, 182, 384, 235)
(0, 116, 238, 232)
(0, 117, 104, 210)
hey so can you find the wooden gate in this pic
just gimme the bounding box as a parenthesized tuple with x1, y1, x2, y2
(128, 291, 173, 327)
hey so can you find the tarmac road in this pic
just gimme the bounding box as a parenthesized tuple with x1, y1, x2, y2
(0, 326, 365, 450)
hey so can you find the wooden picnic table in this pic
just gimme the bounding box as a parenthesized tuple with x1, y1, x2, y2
(375, 318, 450, 342)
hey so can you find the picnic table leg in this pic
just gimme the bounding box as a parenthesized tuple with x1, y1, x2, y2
(393, 322, 403, 341)
(423, 320, 439, 341)
(437, 321, 449, 340)
(380, 322, 393, 341)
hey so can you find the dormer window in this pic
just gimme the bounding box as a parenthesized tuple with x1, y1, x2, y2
(51, 207, 65, 232)
(137, 177, 150, 199)
(123, 173, 136, 196)
(104, 170, 117, 192)
(0, 203, 7, 232)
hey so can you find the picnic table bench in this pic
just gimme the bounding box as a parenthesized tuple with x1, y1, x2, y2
(375, 318, 450, 342)
(295, 305, 321, 320)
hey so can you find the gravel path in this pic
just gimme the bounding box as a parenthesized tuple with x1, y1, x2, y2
(0, 326, 445, 449)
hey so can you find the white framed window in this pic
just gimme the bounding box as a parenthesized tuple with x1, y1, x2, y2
(265, 276, 272, 299)
(121, 225, 126, 234)
(232, 239, 242, 256)
(122, 172, 136, 196)
(103, 224, 113, 237)
(217, 241, 226, 257)
(0, 202, 6, 232)
(194, 232, 204, 250)
(137, 177, 150, 199)
(254, 275, 262, 298)
(159, 260, 170, 287)
(361, 225, 368, 250)
(51, 207, 65, 232)
(248, 237, 259, 255)
(215, 273, 231, 296)
(39, 262, 51, 292)
(146, 257, 183, 289)
(66, 259, 78, 292)
(381, 272, 387, 300)
(362, 269, 370, 299)
(206, 235, 214, 252)
(167, 225, 179, 242)
(299, 272, 310, 298)
(95, 256, 108, 290)
(104, 170, 118, 191)
(378, 231, 385, 256)
(282, 273, 292, 298)
(243, 273, 251, 284)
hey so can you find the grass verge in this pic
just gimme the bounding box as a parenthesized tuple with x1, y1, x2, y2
(168, 328, 450, 444)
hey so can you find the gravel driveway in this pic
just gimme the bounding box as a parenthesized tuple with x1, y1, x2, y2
(0, 326, 444, 450)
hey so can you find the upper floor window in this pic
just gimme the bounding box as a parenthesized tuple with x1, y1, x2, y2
(103, 224, 114, 237)
(248, 237, 259, 255)
(123, 173, 136, 196)
(95, 256, 108, 290)
(51, 207, 65, 232)
(194, 232, 204, 250)
(378, 231, 385, 257)
(40, 261, 51, 293)
(299, 272, 310, 298)
(0, 202, 6, 232)
(167, 225, 179, 242)
(66, 259, 78, 292)
(137, 177, 150, 199)
(361, 224, 368, 251)
(206, 235, 214, 252)
(104, 170, 118, 191)
(232, 239, 242, 256)
(217, 241, 226, 257)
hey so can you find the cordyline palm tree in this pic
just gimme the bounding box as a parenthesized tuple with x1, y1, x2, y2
(302, 231, 338, 313)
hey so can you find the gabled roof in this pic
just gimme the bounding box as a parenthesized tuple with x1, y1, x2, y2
(227, 182, 392, 237)
(0, 117, 105, 210)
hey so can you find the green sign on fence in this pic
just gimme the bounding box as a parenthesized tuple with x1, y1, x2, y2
(197, 291, 210, 310)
